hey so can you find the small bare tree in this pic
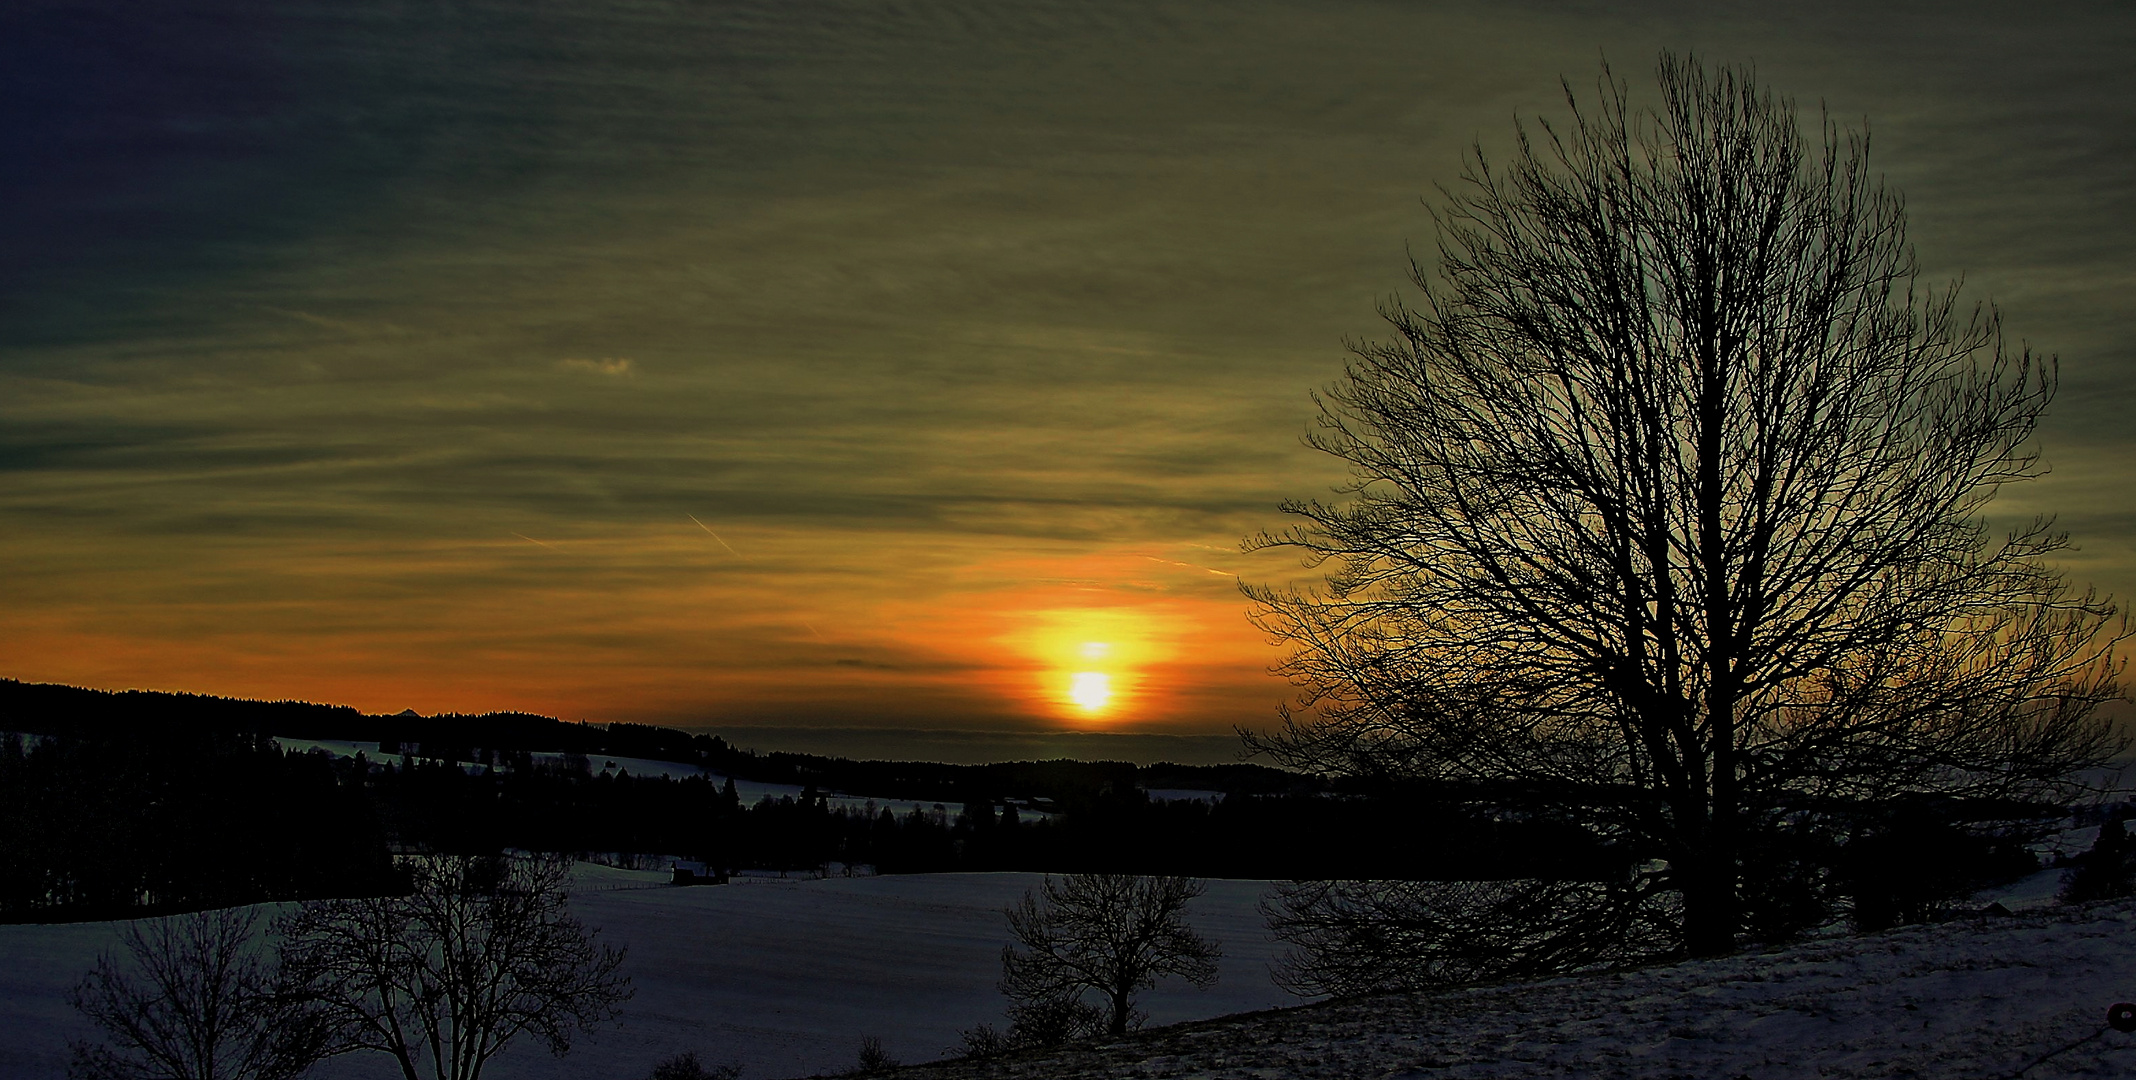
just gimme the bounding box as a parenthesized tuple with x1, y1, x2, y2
(1246, 51, 2125, 965)
(997, 873, 1220, 1040)
(854, 1035, 899, 1073)
(276, 854, 629, 1080)
(68, 907, 328, 1080)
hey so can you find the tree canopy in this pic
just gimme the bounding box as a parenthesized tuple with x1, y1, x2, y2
(278, 854, 629, 1080)
(998, 873, 1220, 1040)
(1247, 52, 2124, 959)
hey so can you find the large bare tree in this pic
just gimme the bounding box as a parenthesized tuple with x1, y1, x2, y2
(68, 907, 328, 1080)
(1247, 53, 2124, 958)
(276, 854, 628, 1080)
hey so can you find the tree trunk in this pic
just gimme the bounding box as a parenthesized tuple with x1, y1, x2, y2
(1678, 852, 1738, 957)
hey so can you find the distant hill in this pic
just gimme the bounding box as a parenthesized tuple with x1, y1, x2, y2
(0, 679, 1630, 920)
(0, 678, 1310, 804)
(0, 678, 368, 740)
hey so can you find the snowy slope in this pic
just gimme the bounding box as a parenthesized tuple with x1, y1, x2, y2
(14, 872, 2136, 1080)
(899, 898, 2136, 1080)
(0, 870, 1290, 1080)
(271, 739, 1049, 821)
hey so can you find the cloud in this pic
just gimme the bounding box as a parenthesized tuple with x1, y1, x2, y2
(558, 357, 636, 377)
(2, 0, 2131, 732)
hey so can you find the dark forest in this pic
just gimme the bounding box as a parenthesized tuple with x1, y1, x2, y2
(0, 679, 1631, 921)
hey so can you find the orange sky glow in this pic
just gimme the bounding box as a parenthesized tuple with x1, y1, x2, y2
(3, 2, 2131, 759)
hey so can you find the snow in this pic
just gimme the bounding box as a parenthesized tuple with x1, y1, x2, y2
(896, 898, 2136, 1080)
(275, 739, 736, 786)
(15, 866, 2136, 1080)
(1978, 867, 2069, 911)
(273, 737, 386, 760)
(0, 871, 1288, 1080)
(1143, 789, 1226, 804)
(269, 739, 1051, 821)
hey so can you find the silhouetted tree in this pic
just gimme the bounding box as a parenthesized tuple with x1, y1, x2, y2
(1247, 51, 2123, 964)
(645, 1051, 739, 1080)
(1838, 801, 2041, 930)
(1261, 878, 1676, 998)
(855, 1035, 898, 1073)
(998, 873, 1220, 1038)
(68, 907, 328, 1080)
(277, 854, 629, 1080)
(2059, 810, 2136, 904)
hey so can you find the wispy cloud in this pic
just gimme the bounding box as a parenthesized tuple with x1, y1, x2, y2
(2, 0, 2130, 735)
(559, 357, 636, 377)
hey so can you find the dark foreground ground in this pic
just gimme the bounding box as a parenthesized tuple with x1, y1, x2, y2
(889, 898, 2136, 1080)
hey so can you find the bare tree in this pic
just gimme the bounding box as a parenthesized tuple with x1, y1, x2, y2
(1246, 52, 2124, 962)
(68, 907, 328, 1080)
(276, 854, 629, 1080)
(997, 873, 1220, 1039)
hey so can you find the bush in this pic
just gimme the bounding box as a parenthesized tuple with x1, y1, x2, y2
(2060, 813, 2136, 904)
(648, 1051, 740, 1080)
(1844, 811, 2043, 930)
(855, 1036, 898, 1073)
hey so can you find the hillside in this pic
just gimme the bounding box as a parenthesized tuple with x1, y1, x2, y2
(0, 678, 1307, 803)
(0, 871, 1296, 1079)
(1, 678, 1639, 922)
(895, 898, 2136, 1080)
(11, 870, 2134, 1079)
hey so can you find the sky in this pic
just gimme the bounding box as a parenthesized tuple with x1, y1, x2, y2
(3, 0, 2132, 759)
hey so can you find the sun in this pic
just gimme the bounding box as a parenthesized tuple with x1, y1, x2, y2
(1069, 671, 1112, 712)
(997, 607, 1180, 721)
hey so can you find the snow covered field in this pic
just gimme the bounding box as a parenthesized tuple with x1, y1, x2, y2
(12, 864, 2136, 1080)
(901, 898, 2136, 1080)
(0, 869, 1291, 1080)
(270, 739, 1054, 821)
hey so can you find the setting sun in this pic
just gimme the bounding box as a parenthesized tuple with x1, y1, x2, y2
(1069, 671, 1112, 712)
(948, 557, 1265, 727)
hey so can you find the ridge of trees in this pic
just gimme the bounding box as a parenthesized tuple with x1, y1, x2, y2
(1, 723, 1629, 923)
(0, 678, 1304, 805)
(3, 677, 2055, 931)
(0, 728, 398, 921)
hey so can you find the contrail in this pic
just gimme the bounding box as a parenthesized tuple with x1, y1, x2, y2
(686, 515, 821, 642)
(1139, 554, 1236, 577)
(513, 533, 559, 551)
(687, 514, 745, 558)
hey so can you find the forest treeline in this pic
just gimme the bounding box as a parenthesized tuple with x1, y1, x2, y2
(0, 679, 2049, 926)
(0, 679, 1635, 921)
(0, 678, 1298, 805)
(0, 729, 399, 920)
